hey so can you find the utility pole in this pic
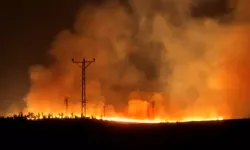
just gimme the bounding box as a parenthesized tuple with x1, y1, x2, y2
(147, 100, 155, 119)
(151, 100, 155, 119)
(103, 104, 106, 118)
(72, 58, 95, 118)
(64, 97, 69, 116)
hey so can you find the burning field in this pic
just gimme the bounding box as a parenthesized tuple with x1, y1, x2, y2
(16, 112, 223, 124)
(6, 0, 250, 123)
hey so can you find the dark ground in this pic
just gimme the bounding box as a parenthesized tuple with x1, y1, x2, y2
(1, 118, 250, 149)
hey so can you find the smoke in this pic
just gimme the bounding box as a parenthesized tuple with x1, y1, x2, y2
(18, 0, 250, 120)
(232, 0, 250, 23)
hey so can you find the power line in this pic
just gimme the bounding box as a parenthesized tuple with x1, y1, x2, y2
(72, 58, 95, 118)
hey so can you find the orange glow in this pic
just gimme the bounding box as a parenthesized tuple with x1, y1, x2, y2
(15, 97, 228, 124)
(13, 1, 250, 124)
(13, 93, 229, 124)
(23, 114, 224, 123)
(15, 110, 225, 124)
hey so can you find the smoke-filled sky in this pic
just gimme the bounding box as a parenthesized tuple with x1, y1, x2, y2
(1, 0, 250, 119)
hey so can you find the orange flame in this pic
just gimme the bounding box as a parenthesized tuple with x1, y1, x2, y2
(23, 113, 224, 123)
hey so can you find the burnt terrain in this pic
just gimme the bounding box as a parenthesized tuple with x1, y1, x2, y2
(1, 117, 250, 149)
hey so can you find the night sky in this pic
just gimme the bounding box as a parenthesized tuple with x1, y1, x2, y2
(0, 0, 230, 113)
(0, 0, 85, 112)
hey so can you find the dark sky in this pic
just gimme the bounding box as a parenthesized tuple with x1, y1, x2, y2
(0, 0, 85, 112)
(0, 0, 230, 113)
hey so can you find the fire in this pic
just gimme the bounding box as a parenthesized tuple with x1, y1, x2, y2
(11, 0, 248, 123)
(99, 116, 224, 123)
(15, 98, 226, 124)
(10, 95, 228, 123)
(13, 112, 224, 124)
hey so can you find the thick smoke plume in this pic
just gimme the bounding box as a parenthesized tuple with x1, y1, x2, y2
(16, 0, 250, 120)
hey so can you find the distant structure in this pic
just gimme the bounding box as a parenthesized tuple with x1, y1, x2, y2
(103, 104, 106, 118)
(64, 97, 69, 116)
(151, 101, 155, 119)
(147, 100, 155, 119)
(72, 58, 95, 118)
